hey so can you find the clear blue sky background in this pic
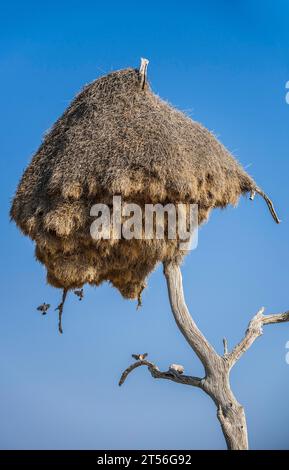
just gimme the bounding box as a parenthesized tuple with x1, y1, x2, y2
(1, 0, 289, 450)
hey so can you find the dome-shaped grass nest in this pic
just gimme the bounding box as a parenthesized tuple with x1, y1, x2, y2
(10, 59, 279, 304)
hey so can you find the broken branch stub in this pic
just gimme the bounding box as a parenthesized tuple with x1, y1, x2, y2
(139, 57, 149, 89)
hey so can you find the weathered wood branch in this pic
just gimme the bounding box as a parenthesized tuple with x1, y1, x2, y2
(262, 310, 289, 325)
(119, 260, 288, 450)
(163, 261, 218, 376)
(139, 58, 149, 89)
(228, 307, 289, 367)
(255, 187, 281, 224)
(119, 359, 202, 387)
(223, 337, 229, 356)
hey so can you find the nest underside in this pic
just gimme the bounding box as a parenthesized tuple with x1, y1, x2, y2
(12, 189, 249, 299)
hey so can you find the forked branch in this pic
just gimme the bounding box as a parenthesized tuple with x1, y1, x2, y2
(228, 307, 289, 367)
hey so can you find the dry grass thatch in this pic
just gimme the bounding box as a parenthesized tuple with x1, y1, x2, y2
(10, 59, 279, 301)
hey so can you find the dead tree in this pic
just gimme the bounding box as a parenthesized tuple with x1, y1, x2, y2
(120, 261, 289, 450)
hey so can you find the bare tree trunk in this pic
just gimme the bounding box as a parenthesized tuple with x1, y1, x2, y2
(163, 261, 248, 450)
(204, 370, 248, 449)
(119, 260, 289, 450)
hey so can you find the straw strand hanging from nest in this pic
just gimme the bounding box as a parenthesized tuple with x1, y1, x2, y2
(55, 288, 68, 334)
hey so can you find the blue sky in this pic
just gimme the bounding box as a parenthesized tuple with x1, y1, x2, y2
(1, 0, 289, 449)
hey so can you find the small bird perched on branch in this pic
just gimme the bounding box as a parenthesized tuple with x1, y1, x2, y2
(37, 303, 50, 315)
(132, 353, 148, 361)
(169, 364, 184, 374)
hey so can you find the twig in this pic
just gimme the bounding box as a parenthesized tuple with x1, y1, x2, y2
(139, 58, 149, 89)
(55, 288, 68, 334)
(223, 337, 228, 356)
(137, 292, 142, 309)
(255, 188, 281, 224)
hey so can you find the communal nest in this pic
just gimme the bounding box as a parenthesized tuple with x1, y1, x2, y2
(10, 59, 279, 308)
